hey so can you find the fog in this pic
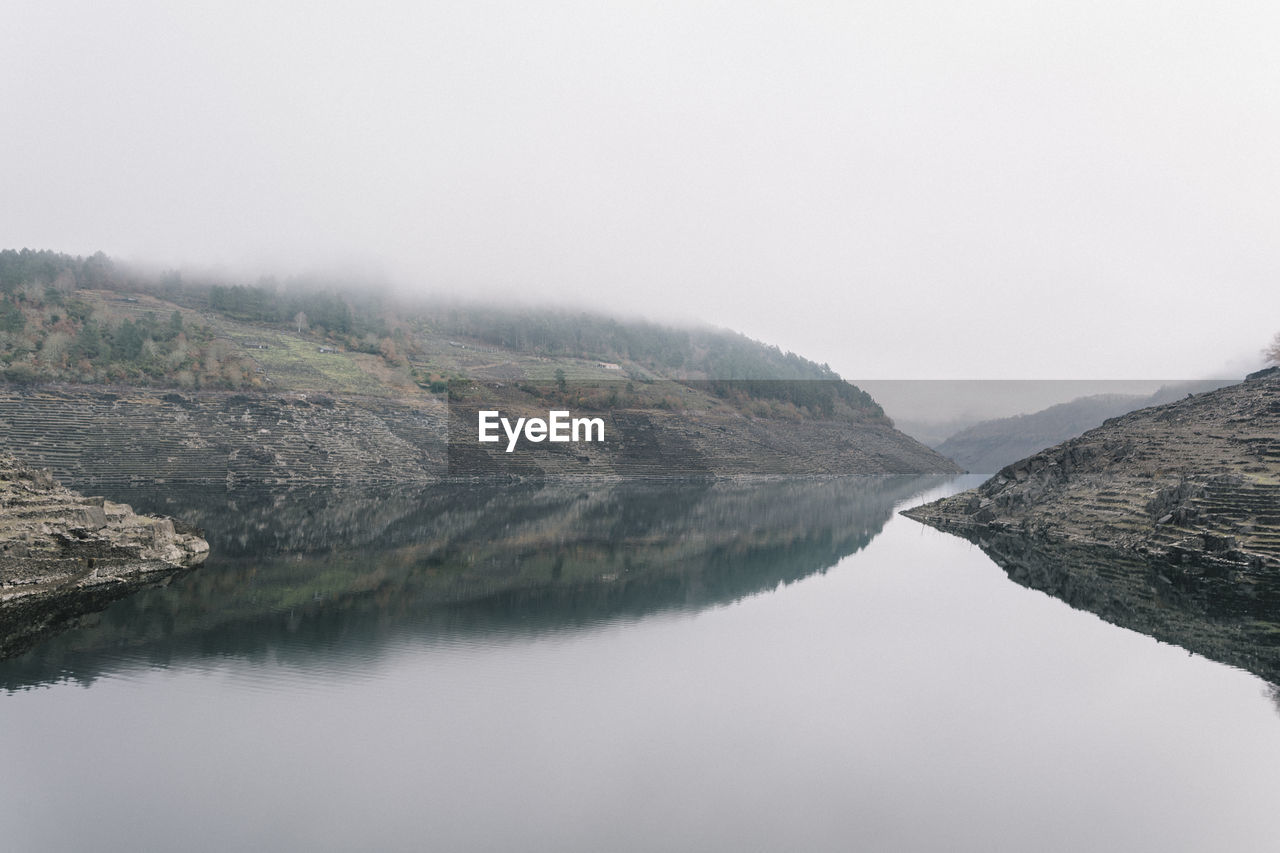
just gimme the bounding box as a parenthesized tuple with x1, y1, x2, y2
(3, 1, 1277, 379)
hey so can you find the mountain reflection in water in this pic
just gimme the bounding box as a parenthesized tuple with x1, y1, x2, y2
(1, 476, 947, 690)
(7, 476, 1280, 853)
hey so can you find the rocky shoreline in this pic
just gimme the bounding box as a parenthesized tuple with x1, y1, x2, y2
(0, 453, 209, 659)
(903, 368, 1279, 569)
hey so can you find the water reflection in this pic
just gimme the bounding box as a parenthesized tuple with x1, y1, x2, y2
(911, 519, 1280, 686)
(1, 475, 947, 690)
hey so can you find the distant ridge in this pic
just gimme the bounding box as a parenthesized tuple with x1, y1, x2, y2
(933, 380, 1234, 473)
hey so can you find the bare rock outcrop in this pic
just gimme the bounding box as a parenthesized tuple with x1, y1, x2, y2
(903, 368, 1280, 572)
(0, 453, 209, 658)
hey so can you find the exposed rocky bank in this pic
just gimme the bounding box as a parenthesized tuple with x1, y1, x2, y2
(904, 368, 1280, 568)
(0, 382, 957, 484)
(0, 453, 209, 658)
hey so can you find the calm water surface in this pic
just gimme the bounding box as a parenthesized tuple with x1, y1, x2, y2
(3, 476, 1279, 852)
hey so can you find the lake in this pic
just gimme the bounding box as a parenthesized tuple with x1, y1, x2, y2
(3, 476, 1279, 852)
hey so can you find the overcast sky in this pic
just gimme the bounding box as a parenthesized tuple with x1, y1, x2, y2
(3, 1, 1277, 379)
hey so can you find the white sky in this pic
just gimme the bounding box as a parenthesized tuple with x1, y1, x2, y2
(2, 1, 1278, 379)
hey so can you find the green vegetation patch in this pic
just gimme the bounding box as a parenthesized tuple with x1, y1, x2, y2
(0, 248, 891, 423)
(229, 332, 392, 395)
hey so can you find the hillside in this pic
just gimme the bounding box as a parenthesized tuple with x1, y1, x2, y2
(0, 250, 958, 479)
(0, 249, 882, 415)
(906, 368, 1280, 569)
(933, 381, 1234, 473)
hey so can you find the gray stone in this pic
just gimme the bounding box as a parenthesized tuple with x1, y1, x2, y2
(71, 505, 107, 530)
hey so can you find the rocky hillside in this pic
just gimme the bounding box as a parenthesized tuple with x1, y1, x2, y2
(0, 250, 958, 479)
(905, 368, 1280, 566)
(0, 453, 209, 658)
(903, 368, 1280, 681)
(0, 384, 447, 486)
(932, 380, 1233, 473)
(0, 381, 956, 484)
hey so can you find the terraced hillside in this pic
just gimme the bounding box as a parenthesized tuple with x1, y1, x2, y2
(905, 368, 1280, 567)
(931, 380, 1233, 474)
(0, 250, 959, 479)
(0, 384, 447, 485)
(446, 385, 954, 478)
(0, 380, 954, 483)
